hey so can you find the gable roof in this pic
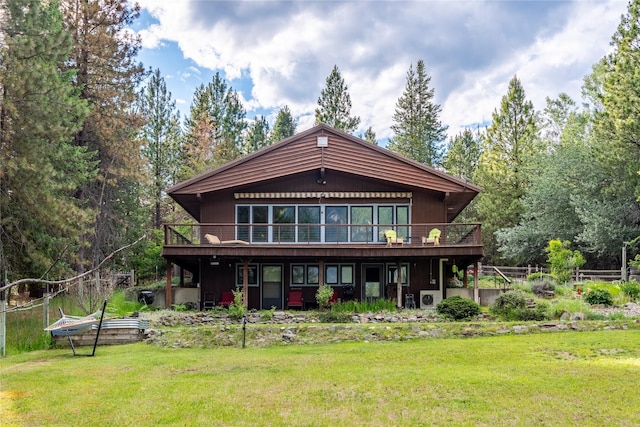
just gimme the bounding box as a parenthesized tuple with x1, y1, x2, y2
(168, 124, 480, 221)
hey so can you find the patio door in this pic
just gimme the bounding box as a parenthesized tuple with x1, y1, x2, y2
(362, 264, 383, 301)
(261, 265, 283, 309)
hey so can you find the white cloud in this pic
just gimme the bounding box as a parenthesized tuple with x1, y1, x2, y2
(136, 0, 628, 141)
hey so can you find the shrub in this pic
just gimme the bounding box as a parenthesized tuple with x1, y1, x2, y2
(545, 239, 585, 284)
(491, 290, 526, 314)
(621, 281, 640, 301)
(531, 281, 556, 298)
(227, 290, 246, 320)
(332, 299, 397, 313)
(436, 296, 481, 320)
(316, 285, 335, 309)
(317, 311, 352, 323)
(584, 288, 613, 306)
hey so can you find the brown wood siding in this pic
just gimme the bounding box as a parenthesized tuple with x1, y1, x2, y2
(411, 191, 446, 223)
(177, 135, 467, 196)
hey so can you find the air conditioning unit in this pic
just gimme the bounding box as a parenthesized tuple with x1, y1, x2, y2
(420, 290, 442, 309)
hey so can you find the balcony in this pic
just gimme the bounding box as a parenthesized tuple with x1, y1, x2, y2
(163, 222, 481, 250)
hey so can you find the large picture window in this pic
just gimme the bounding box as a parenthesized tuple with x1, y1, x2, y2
(236, 203, 409, 244)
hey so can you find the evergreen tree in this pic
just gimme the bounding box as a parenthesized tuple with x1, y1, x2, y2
(442, 128, 481, 223)
(474, 75, 540, 261)
(443, 128, 481, 181)
(138, 69, 182, 229)
(388, 60, 447, 166)
(0, 0, 93, 279)
(269, 105, 296, 143)
(182, 73, 246, 176)
(362, 127, 378, 144)
(597, 0, 640, 199)
(496, 111, 591, 265)
(243, 115, 270, 155)
(61, 0, 146, 270)
(540, 93, 578, 145)
(315, 65, 360, 133)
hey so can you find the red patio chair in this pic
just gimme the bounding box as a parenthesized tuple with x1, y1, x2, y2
(328, 290, 338, 305)
(287, 291, 304, 310)
(218, 291, 235, 308)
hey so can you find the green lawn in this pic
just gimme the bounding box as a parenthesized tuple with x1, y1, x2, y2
(2, 330, 639, 426)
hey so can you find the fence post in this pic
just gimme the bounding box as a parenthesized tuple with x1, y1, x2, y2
(43, 293, 50, 330)
(0, 290, 6, 357)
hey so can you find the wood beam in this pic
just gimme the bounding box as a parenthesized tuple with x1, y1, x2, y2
(165, 261, 173, 309)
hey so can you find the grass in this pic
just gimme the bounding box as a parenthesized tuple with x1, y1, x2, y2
(2, 330, 640, 426)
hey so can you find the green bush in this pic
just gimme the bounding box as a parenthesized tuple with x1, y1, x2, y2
(584, 288, 613, 306)
(317, 311, 353, 323)
(331, 299, 397, 313)
(621, 281, 640, 301)
(316, 285, 334, 309)
(436, 296, 481, 320)
(491, 290, 526, 314)
(227, 290, 246, 320)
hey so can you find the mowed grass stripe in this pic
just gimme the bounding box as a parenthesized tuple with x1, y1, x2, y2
(1, 330, 639, 426)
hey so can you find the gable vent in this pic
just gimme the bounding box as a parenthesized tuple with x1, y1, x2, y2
(317, 136, 328, 147)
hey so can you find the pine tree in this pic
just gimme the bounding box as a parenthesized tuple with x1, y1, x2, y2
(597, 0, 640, 197)
(474, 75, 540, 260)
(0, 0, 93, 279)
(182, 73, 247, 176)
(443, 128, 481, 181)
(315, 65, 360, 133)
(362, 127, 378, 145)
(388, 60, 447, 166)
(61, 0, 146, 271)
(243, 116, 270, 155)
(269, 106, 296, 143)
(138, 69, 182, 229)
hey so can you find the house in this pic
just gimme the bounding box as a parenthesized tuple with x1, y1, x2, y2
(162, 124, 483, 310)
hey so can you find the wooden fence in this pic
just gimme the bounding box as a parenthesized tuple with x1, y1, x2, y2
(483, 265, 622, 282)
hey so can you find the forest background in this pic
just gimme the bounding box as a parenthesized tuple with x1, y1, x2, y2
(2, 0, 640, 286)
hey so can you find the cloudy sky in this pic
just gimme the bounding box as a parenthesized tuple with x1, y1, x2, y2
(133, 0, 628, 145)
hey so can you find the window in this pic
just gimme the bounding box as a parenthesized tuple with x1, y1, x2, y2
(289, 264, 320, 286)
(387, 264, 409, 286)
(350, 206, 373, 242)
(235, 203, 409, 244)
(292, 265, 305, 284)
(236, 264, 258, 287)
(307, 266, 319, 284)
(325, 264, 355, 286)
(298, 206, 320, 242)
(325, 265, 339, 284)
(252, 206, 268, 242)
(273, 206, 295, 242)
(325, 206, 348, 242)
(341, 265, 353, 284)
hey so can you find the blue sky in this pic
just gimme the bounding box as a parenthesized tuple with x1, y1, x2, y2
(133, 0, 628, 145)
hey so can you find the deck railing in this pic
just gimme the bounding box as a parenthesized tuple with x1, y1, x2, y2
(164, 222, 482, 247)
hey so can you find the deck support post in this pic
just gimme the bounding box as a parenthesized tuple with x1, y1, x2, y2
(242, 259, 249, 308)
(473, 260, 479, 304)
(396, 260, 403, 309)
(165, 261, 173, 309)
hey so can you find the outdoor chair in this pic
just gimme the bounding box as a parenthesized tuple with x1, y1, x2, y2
(328, 289, 338, 305)
(203, 292, 215, 310)
(287, 290, 304, 309)
(218, 291, 235, 308)
(422, 228, 441, 246)
(384, 229, 404, 246)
